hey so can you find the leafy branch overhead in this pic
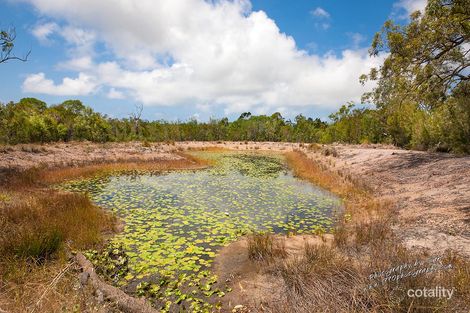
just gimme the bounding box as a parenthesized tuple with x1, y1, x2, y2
(361, 0, 470, 109)
(1, 27, 30, 64)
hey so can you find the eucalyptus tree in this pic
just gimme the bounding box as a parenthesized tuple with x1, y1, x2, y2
(361, 0, 469, 108)
(360, 0, 470, 150)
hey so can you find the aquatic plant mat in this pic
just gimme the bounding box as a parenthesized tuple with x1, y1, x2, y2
(60, 151, 341, 311)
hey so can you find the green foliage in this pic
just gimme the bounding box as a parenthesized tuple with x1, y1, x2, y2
(320, 103, 386, 144)
(359, 0, 470, 153)
(365, 0, 469, 108)
(0, 98, 111, 144)
(1, 91, 468, 152)
(0, 101, 329, 144)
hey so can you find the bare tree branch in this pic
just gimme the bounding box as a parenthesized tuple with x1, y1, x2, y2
(0, 27, 30, 64)
(130, 104, 144, 136)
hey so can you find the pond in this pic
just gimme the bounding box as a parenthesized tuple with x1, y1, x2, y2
(61, 151, 341, 312)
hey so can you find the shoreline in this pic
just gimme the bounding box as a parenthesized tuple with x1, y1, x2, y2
(2, 141, 467, 256)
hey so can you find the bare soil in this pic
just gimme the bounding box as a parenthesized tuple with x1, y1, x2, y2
(309, 144, 470, 257)
(212, 235, 331, 311)
(0, 141, 181, 171)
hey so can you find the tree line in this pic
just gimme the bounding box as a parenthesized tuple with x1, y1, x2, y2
(0, 98, 331, 144)
(1, 0, 468, 153)
(2, 95, 467, 154)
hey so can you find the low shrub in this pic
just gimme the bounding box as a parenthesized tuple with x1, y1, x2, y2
(321, 146, 338, 157)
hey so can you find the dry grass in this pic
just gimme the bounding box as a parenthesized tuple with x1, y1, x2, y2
(353, 216, 393, 248)
(0, 188, 116, 312)
(307, 143, 322, 152)
(247, 233, 287, 262)
(20, 145, 46, 154)
(286, 151, 356, 196)
(302, 242, 338, 265)
(248, 151, 470, 312)
(321, 146, 338, 157)
(0, 258, 119, 313)
(0, 191, 115, 260)
(273, 249, 370, 313)
(285, 151, 386, 225)
(141, 140, 152, 147)
(0, 145, 14, 153)
(266, 237, 470, 312)
(5, 152, 207, 186)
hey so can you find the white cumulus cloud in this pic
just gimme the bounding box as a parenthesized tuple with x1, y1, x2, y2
(31, 22, 58, 44)
(107, 88, 125, 100)
(22, 72, 97, 96)
(20, 0, 386, 116)
(394, 0, 427, 18)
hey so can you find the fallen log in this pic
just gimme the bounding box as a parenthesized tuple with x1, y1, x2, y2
(75, 253, 158, 313)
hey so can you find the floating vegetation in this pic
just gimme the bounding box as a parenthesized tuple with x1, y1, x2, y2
(61, 151, 341, 312)
(84, 242, 129, 284)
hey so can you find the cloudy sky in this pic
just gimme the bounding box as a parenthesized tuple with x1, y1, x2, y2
(0, 0, 426, 121)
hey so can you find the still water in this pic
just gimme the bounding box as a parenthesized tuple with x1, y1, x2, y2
(61, 151, 341, 311)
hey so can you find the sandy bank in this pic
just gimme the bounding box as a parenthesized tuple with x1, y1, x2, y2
(308, 145, 470, 257)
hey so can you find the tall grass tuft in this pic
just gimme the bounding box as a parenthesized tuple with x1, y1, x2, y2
(247, 233, 287, 262)
(14, 229, 63, 262)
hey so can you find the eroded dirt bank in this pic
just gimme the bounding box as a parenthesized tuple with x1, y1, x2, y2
(307, 145, 470, 257)
(0, 141, 181, 171)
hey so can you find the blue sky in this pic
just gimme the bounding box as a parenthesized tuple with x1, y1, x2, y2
(0, 0, 424, 121)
